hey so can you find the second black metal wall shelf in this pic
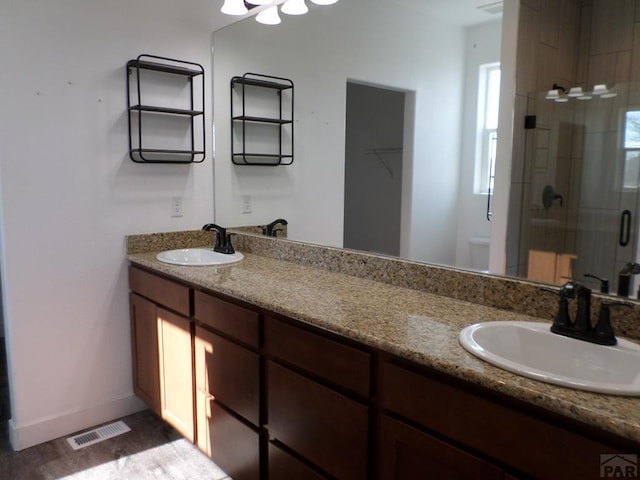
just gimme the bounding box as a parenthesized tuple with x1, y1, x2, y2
(127, 54, 206, 164)
(231, 73, 294, 166)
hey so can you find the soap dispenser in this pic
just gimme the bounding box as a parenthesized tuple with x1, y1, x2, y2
(617, 262, 640, 297)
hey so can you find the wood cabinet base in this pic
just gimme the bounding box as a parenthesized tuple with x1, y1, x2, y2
(196, 392, 260, 480)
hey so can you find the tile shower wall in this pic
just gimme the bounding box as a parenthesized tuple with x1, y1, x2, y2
(508, 0, 582, 279)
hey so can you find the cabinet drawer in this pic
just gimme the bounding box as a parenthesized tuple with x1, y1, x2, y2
(268, 442, 328, 480)
(129, 266, 190, 317)
(194, 290, 260, 347)
(194, 326, 260, 426)
(268, 361, 369, 480)
(196, 392, 260, 480)
(265, 316, 370, 396)
(381, 361, 620, 479)
(380, 415, 503, 479)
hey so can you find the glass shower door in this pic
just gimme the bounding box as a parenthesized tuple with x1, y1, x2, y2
(519, 82, 640, 295)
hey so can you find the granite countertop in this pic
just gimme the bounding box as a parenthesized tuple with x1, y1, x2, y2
(128, 249, 640, 444)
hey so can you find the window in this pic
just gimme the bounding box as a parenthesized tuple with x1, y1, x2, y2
(474, 63, 501, 197)
(623, 110, 640, 189)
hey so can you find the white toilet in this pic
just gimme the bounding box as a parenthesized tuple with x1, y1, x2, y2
(469, 236, 490, 272)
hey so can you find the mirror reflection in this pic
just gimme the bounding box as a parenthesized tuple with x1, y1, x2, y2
(213, 0, 503, 271)
(505, 0, 640, 297)
(213, 0, 640, 298)
(515, 82, 640, 297)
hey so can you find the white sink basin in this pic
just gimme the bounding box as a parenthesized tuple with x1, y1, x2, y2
(156, 248, 244, 266)
(459, 321, 640, 396)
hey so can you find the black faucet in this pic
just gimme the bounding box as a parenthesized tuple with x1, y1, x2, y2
(262, 218, 288, 237)
(202, 223, 235, 254)
(547, 281, 631, 346)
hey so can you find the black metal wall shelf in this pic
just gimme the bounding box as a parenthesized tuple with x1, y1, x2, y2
(127, 54, 206, 164)
(129, 105, 204, 116)
(231, 73, 294, 166)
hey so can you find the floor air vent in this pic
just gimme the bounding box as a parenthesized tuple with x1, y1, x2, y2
(66, 420, 131, 450)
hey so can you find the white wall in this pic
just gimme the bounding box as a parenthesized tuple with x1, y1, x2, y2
(490, 0, 520, 274)
(455, 20, 502, 269)
(0, 0, 215, 449)
(213, 0, 466, 264)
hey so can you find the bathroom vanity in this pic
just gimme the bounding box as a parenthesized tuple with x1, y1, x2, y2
(127, 232, 640, 480)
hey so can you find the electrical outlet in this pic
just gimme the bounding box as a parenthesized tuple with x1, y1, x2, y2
(241, 195, 252, 214)
(171, 196, 183, 217)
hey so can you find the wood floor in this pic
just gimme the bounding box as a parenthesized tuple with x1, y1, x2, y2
(0, 343, 231, 479)
(0, 410, 231, 479)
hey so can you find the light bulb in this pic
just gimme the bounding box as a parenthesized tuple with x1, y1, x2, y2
(256, 5, 281, 24)
(310, 0, 339, 4)
(221, 0, 248, 15)
(246, 0, 272, 4)
(282, 0, 309, 15)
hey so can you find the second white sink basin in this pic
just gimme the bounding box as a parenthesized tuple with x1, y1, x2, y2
(459, 321, 640, 396)
(156, 248, 244, 266)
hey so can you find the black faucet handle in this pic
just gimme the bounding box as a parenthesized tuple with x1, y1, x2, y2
(541, 281, 579, 299)
(594, 300, 634, 346)
(584, 273, 610, 294)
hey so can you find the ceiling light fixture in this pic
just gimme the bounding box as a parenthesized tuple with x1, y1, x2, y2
(256, 5, 282, 24)
(221, 0, 248, 15)
(567, 86, 584, 97)
(545, 83, 568, 102)
(281, 0, 309, 15)
(221, 0, 338, 25)
(545, 83, 617, 102)
(545, 89, 561, 100)
(593, 84, 618, 99)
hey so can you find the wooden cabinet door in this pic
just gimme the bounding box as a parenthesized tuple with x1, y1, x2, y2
(268, 361, 369, 480)
(197, 391, 260, 480)
(379, 415, 504, 480)
(194, 326, 260, 426)
(130, 292, 160, 414)
(157, 307, 195, 443)
(268, 442, 328, 480)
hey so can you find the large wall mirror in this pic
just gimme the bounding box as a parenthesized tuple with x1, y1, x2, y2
(212, 0, 640, 299)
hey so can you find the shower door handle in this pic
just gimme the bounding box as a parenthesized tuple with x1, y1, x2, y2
(619, 210, 632, 247)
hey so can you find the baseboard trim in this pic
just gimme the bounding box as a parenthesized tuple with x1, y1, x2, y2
(8, 393, 146, 451)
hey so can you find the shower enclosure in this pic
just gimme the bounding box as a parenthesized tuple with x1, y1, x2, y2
(516, 82, 640, 296)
